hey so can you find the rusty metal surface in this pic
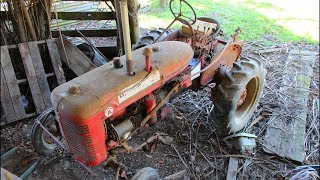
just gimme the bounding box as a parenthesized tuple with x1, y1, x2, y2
(200, 43, 242, 85)
(237, 88, 248, 107)
(51, 41, 193, 120)
(56, 35, 97, 76)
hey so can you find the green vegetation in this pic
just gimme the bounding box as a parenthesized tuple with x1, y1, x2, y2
(139, 0, 319, 44)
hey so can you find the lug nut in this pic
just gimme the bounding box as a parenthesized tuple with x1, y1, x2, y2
(113, 57, 123, 68)
(152, 46, 160, 52)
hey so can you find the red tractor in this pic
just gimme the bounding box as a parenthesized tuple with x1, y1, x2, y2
(31, 0, 265, 178)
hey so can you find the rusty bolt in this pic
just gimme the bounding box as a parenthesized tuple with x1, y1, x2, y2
(152, 46, 160, 52)
(68, 86, 80, 94)
(113, 57, 122, 68)
(142, 47, 153, 56)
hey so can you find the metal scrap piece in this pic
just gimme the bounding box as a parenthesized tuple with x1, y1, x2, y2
(224, 132, 257, 154)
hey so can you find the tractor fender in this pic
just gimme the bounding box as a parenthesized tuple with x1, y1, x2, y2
(200, 42, 242, 85)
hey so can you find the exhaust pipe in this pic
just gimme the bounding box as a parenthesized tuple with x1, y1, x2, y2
(120, 0, 134, 76)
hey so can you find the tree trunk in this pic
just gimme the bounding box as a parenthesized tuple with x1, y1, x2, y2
(19, 0, 37, 41)
(113, 0, 124, 55)
(12, 0, 27, 43)
(128, 0, 140, 44)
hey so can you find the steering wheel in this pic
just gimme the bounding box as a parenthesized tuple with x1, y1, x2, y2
(169, 0, 197, 25)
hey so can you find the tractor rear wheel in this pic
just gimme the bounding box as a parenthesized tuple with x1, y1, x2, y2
(210, 58, 266, 135)
(133, 28, 171, 50)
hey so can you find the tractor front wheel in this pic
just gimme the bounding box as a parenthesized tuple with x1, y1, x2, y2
(211, 58, 266, 135)
(31, 108, 60, 155)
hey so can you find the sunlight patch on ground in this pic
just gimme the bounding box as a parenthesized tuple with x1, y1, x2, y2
(138, 0, 319, 42)
(139, 14, 171, 29)
(252, 0, 319, 41)
(233, 0, 319, 41)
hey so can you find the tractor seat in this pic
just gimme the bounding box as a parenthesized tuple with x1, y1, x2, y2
(51, 41, 194, 120)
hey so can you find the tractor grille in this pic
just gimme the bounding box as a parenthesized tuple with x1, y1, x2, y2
(60, 119, 97, 162)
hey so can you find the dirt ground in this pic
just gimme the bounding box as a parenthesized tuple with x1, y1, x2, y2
(1, 35, 319, 179)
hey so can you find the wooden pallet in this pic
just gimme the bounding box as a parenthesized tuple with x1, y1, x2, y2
(0, 39, 66, 125)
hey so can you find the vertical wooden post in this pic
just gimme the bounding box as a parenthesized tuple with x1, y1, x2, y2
(114, 0, 124, 55)
(128, 0, 140, 44)
(19, 0, 37, 41)
(45, 0, 52, 39)
(12, 0, 27, 43)
(37, 1, 46, 40)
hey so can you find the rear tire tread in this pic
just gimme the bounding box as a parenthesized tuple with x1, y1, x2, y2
(211, 58, 266, 134)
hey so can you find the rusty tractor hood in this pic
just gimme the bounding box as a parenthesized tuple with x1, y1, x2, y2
(51, 41, 194, 120)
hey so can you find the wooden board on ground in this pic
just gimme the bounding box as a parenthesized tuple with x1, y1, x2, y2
(226, 157, 239, 180)
(55, 35, 97, 76)
(1, 168, 22, 180)
(263, 49, 318, 162)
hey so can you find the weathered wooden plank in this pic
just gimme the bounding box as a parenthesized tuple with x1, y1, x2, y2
(53, 11, 114, 20)
(8, 40, 118, 58)
(263, 49, 318, 162)
(6, 40, 46, 49)
(28, 42, 52, 109)
(18, 43, 46, 114)
(0, 46, 26, 119)
(46, 72, 55, 77)
(46, 39, 66, 85)
(226, 157, 238, 180)
(0, 67, 16, 123)
(1, 168, 22, 180)
(51, 29, 117, 37)
(55, 35, 97, 76)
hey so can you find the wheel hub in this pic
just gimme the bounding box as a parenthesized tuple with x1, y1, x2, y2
(237, 88, 248, 107)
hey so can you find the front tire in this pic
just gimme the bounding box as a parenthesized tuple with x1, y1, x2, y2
(211, 58, 266, 135)
(31, 108, 59, 155)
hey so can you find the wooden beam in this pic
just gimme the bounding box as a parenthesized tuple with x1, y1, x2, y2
(1, 11, 115, 21)
(51, 29, 117, 37)
(46, 39, 66, 85)
(52, 12, 115, 20)
(28, 42, 52, 108)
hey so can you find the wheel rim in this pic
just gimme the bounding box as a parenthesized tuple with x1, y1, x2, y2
(234, 76, 260, 124)
(41, 115, 59, 149)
